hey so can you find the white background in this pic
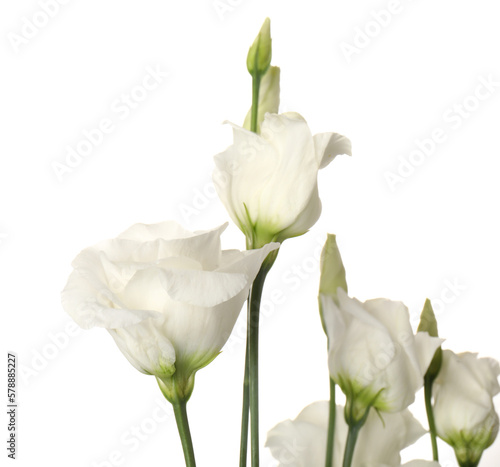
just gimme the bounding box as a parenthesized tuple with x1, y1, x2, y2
(1, 1, 500, 466)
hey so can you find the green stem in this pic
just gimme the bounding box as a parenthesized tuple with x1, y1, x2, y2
(172, 400, 196, 467)
(325, 378, 336, 467)
(249, 265, 270, 467)
(458, 460, 480, 467)
(424, 376, 439, 462)
(342, 403, 371, 467)
(342, 422, 361, 467)
(240, 66, 264, 467)
(239, 302, 250, 467)
(251, 73, 262, 133)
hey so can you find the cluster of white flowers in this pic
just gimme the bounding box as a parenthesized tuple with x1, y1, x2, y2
(265, 236, 500, 467)
(60, 18, 499, 467)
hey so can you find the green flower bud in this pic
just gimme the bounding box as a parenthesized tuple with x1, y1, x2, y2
(417, 299, 442, 382)
(319, 234, 348, 302)
(247, 18, 272, 76)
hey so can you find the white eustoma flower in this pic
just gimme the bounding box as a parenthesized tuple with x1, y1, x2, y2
(433, 350, 500, 466)
(266, 401, 426, 467)
(321, 289, 442, 417)
(61, 221, 278, 400)
(213, 112, 351, 248)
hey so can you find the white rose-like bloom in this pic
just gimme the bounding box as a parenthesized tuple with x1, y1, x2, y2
(321, 289, 442, 418)
(433, 350, 500, 466)
(213, 112, 351, 248)
(61, 221, 279, 400)
(266, 401, 427, 467)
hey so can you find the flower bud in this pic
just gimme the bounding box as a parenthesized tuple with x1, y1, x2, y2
(319, 234, 348, 302)
(247, 18, 272, 76)
(417, 299, 442, 382)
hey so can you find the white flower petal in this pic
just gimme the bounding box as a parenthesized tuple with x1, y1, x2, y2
(433, 349, 500, 447)
(277, 183, 322, 240)
(61, 220, 272, 383)
(161, 269, 249, 307)
(325, 289, 435, 412)
(214, 112, 347, 243)
(266, 401, 426, 467)
(61, 269, 160, 330)
(355, 409, 426, 465)
(160, 242, 279, 307)
(414, 332, 444, 376)
(113, 222, 227, 269)
(109, 320, 176, 378)
(314, 132, 352, 169)
(217, 242, 280, 275)
(117, 220, 194, 241)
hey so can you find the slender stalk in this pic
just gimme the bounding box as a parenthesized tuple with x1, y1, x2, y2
(248, 266, 270, 467)
(342, 402, 371, 467)
(324, 378, 336, 467)
(239, 65, 263, 467)
(342, 422, 361, 467)
(172, 400, 196, 467)
(239, 302, 251, 467)
(250, 73, 261, 133)
(424, 376, 439, 461)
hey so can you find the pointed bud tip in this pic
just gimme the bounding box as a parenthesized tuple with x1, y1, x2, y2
(247, 18, 272, 76)
(417, 298, 439, 338)
(319, 233, 347, 299)
(418, 299, 443, 381)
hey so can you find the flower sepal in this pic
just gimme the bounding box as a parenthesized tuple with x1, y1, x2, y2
(157, 373, 195, 404)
